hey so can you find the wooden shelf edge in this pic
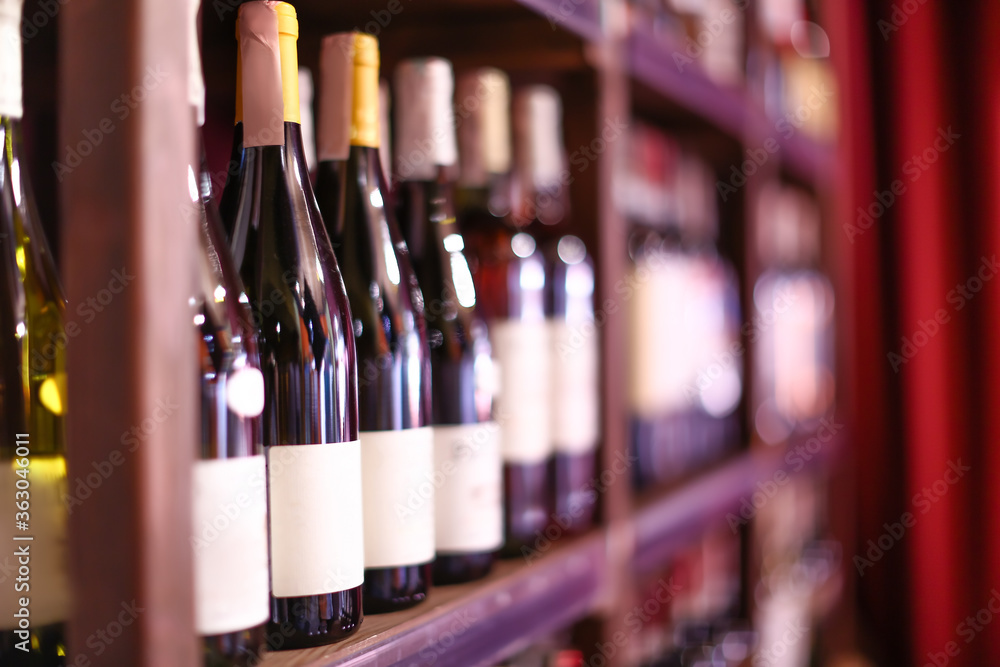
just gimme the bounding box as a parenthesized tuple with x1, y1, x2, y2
(260, 532, 607, 667)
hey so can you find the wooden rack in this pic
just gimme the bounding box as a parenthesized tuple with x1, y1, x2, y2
(45, 0, 854, 665)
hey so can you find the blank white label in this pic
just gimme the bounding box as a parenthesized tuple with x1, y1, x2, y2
(267, 442, 364, 597)
(360, 428, 435, 568)
(191, 456, 270, 636)
(492, 319, 552, 464)
(0, 455, 68, 629)
(433, 423, 503, 553)
(549, 320, 600, 455)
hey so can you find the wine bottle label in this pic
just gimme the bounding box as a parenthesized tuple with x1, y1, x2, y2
(360, 427, 435, 568)
(238, 2, 284, 147)
(191, 456, 269, 636)
(432, 423, 503, 553)
(627, 253, 694, 417)
(549, 320, 600, 455)
(491, 319, 552, 464)
(267, 442, 364, 597)
(0, 456, 69, 629)
(0, 0, 23, 119)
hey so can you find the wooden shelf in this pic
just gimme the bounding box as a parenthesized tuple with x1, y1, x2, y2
(258, 436, 842, 667)
(260, 533, 607, 667)
(627, 26, 753, 140)
(44, 0, 846, 663)
(627, 25, 835, 185)
(632, 436, 840, 574)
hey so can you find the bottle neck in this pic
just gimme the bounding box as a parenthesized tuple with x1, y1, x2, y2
(0, 118, 21, 244)
(456, 172, 511, 221)
(512, 180, 568, 230)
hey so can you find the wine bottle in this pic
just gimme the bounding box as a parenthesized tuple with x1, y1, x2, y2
(221, 2, 363, 649)
(0, 0, 70, 663)
(546, 235, 598, 534)
(512, 86, 599, 534)
(752, 183, 834, 445)
(187, 1, 270, 663)
(674, 154, 742, 467)
(460, 76, 553, 555)
(394, 58, 503, 584)
(314, 32, 433, 612)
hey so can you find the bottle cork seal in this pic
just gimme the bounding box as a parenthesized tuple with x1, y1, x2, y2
(394, 57, 458, 181)
(457, 68, 511, 187)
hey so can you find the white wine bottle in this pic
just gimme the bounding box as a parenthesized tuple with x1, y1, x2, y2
(221, 2, 364, 649)
(0, 0, 70, 663)
(186, 1, 270, 664)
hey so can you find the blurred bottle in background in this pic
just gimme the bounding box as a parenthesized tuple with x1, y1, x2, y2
(752, 183, 835, 446)
(513, 85, 600, 535)
(394, 57, 503, 584)
(456, 73, 553, 555)
(622, 124, 741, 489)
